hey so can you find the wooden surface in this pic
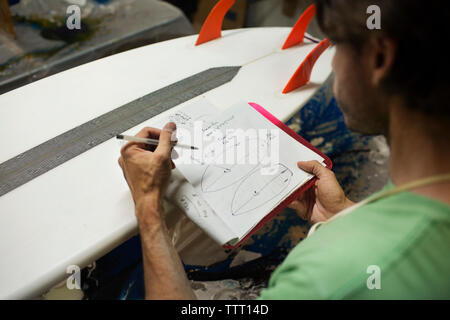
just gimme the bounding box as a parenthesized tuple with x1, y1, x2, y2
(0, 27, 334, 299)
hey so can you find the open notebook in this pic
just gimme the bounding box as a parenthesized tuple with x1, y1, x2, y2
(145, 99, 331, 247)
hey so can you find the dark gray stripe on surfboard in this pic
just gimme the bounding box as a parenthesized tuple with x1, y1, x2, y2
(0, 66, 241, 197)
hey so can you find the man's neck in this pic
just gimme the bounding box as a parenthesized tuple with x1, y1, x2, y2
(388, 103, 450, 205)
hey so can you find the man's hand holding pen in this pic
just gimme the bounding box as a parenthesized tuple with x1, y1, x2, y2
(118, 122, 177, 225)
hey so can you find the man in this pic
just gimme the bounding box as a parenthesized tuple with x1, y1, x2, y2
(118, 0, 450, 299)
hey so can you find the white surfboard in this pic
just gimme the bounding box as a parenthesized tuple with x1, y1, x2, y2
(0, 27, 334, 299)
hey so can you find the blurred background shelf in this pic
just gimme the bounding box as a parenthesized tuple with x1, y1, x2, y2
(0, 0, 194, 94)
(0, 0, 326, 95)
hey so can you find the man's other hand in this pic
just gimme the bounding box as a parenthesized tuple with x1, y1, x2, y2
(118, 122, 176, 220)
(288, 160, 355, 223)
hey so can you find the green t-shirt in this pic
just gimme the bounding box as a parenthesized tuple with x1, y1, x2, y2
(259, 182, 450, 299)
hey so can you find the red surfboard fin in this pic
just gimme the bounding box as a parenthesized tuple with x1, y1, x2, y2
(195, 0, 235, 46)
(282, 4, 316, 49)
(282, 38, 331, 93)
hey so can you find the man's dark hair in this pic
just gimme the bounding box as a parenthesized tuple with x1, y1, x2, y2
(314, 0, 450, 117)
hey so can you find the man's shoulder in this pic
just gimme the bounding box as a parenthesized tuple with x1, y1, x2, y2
(260, 192, 450, 299)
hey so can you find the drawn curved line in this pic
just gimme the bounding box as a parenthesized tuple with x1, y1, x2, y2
(200, 139, 261, 193)
(231, 164, 293, 216)
(201, 162, 259, 193)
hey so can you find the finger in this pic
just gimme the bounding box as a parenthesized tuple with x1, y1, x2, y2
(297, 160, 330, 179)
(134, 127, 164, 151)
(155, 122, 177, 156)
(120, 141, 141, 158)
(135, 126, 162, 140)
(287, 199, 301, 210)
(121, 127, 165, 155)
(305, 187, 316, 212)
(288, 200, 309, 219)
(287, 186, 311, 206)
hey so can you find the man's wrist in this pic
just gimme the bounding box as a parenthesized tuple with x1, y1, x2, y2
(135, 194, 168, 245)
(135, 192, 163, 222)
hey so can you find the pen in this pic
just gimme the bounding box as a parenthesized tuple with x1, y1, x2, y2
(116, 134, 199, 150)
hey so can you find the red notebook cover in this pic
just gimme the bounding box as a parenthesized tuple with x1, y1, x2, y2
(222, 102, 333, 249)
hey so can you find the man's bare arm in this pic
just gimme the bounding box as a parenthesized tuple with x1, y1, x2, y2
(136, 199, 196, 300)
(118, 123, 195, 300)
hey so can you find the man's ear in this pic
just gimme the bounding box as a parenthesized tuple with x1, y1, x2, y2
(369, 36, 397, 86)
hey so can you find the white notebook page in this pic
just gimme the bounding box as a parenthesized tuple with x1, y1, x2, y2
(175, 101, 325, 240)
